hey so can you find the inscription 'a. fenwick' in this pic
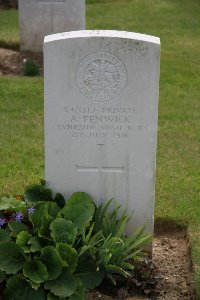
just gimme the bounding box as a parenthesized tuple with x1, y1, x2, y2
(76, 52, 127, 102)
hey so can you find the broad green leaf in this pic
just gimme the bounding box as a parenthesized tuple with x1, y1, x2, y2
(28, 236, 42, 252)
(44, 201, 61, 218)
(76, 258, 105, 289)
(78, 271, 104, 290)
(50, 218, 77, 244)
(69, 284, 86, 300)
(28, 236, 53, 252)
(0, 228, 11, 242)
(76, 257, 96, 273)
(4, 275, 46, 300)
(29, 280, 40, 290)
(38, 219, 54, 238)
(8, 221, 29, 235)
(47, 294, 65, 300)
(28, 202, 49, 228)
(56, 243, 78, 272)
(23, 260, 48, 283)
(44, 268, 78, 298)
(24, 184, 53, 204)
(0, 242, 25, 274)
(61, 192, 95, 230)
(54, 193, 66, 208)
(29, 202, 54, 237)
(16, 231, 32, 253)
(0, 270, 5, 283)
(0, 197, 26, 212)
(40, 246, 62, 280)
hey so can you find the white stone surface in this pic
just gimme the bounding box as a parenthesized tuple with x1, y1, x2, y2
(18, 0, 85, 52)
(44, 30, 160, 235)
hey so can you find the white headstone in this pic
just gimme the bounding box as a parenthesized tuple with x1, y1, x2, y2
(44, 30, 160, 235)
(18, 0, 85, 52)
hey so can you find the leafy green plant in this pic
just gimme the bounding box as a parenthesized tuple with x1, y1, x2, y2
(0, 183, 151, 299)
(94, 198, 130, 238)
(23, 59, 40, 77)
(92, 200, 151, 284)
(0, 196, 26, 212)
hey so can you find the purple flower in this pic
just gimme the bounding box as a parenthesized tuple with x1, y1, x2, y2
(27, 207, 35, 214)
(0, 218, 6, 227)
(15, 212, 24, 222)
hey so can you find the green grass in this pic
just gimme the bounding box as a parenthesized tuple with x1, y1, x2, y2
(0, 77, 44, 193)
(1, 0, 200, 296)
(0, 10, 19, 49)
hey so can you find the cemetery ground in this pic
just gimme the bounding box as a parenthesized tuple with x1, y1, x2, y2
(0, 0, 199, 299)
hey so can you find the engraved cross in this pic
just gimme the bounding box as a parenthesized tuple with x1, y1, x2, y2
(76, 144, 124, 203)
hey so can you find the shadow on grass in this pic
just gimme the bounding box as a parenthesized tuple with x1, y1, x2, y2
(154, 217, 188, 236)
(0, 40, 19, 51)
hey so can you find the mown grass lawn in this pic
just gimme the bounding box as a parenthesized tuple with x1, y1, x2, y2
(0, 77, 44, 191)
(0, 9, 19, 49)
(0, 0, 200, 296)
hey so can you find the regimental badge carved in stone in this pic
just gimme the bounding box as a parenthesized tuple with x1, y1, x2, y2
(76, 52, 127, 102)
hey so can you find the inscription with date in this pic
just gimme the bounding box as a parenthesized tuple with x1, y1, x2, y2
(56, 105, 143, 139)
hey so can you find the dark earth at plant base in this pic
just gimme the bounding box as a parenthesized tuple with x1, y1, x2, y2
(0, 0, 18, 9)
(0, 48, 43, 76)
(87, 221, 195, 300)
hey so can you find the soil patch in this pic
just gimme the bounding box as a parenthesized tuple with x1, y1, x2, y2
(0, 0, 18, 9)
(87, 221, 195, 300)
(0, 48, 43, 76)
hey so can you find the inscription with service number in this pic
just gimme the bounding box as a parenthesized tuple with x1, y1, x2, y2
(56, 105, 143, 139)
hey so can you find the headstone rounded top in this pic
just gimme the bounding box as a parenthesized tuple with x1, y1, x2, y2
(44, 30, 160, 45)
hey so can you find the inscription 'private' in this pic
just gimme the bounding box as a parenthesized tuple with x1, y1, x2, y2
(64, 106, 136, 114)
